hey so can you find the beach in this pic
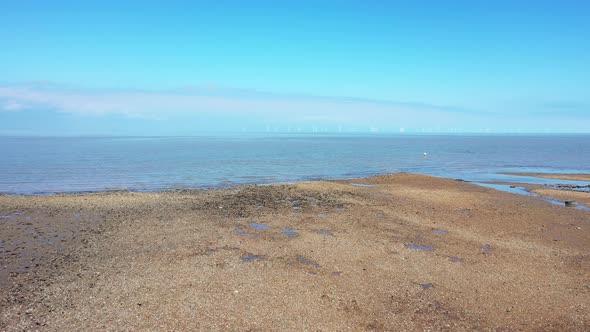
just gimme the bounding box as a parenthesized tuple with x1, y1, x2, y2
(1, 173, 589, 331)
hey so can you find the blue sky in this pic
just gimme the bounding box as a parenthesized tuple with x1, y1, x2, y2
(1, 0, 589, 134)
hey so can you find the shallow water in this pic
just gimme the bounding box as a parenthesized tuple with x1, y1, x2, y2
(316, 229, 335, 237)
(0, 134, 589, 195)
(241, 253, 265, 263)
(475, 183, 590, 211)
(233, 228, 252, 237)
(248, 222, 271, 231)
(405, 244, 434, 252)
(281, 228, 299, 238)
(296, 255, 321, 268)
(349, 183, 375, 188)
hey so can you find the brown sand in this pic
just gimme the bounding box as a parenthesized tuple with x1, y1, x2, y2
(502, 172, 590, 182)
(1, 174, 589, 331)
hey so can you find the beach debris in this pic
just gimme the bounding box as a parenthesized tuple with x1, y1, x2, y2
(565, 200, 578, 207)
(405, 244, 434, 252)
(423, 152, 428, 157)
(433, 229, 448, 235)
(318, 213, 329, 217)
(420, 283, 433, 289)
(241, 253, 266, 263)
(296, 255, 321, 268)
(482, 244, 492, 254)
(248, 222, 271, 230)
(281, 228, 299, 238)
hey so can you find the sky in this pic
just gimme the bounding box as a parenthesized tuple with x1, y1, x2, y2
(1, 0, 589, 135)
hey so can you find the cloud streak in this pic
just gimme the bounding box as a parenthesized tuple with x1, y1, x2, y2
(0, 82, 467, 122)
(1, 82, 588, 133)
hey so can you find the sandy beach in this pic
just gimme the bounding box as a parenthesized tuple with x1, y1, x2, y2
(1, 174, 589, 331)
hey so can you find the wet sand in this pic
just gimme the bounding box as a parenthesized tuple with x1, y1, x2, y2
(1, 174, 589, 331)
(502, 172, 590, 182)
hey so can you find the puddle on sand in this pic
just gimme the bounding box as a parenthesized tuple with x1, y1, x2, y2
(420, 283, 434, 289)
(350, 183, 375, 188)
(449, 257, 463, 263)
(0, 212, 27, 219)
(433, 229, 448, 235)
(318, 213, 329, 217)
(249, 222, 271, 230)
(405, 244, 434, 252)
(281, 228, 299, 238)
(233, 228, 253, 237)
(241, 253, 266, 263)
(292, 206, 301, 210)
(296, 255, 321, 268)
(206, 248, 217, 255)
(316, 229, 335, 237)
(475, 182, 590, 211)
(482, 245, 492, 254)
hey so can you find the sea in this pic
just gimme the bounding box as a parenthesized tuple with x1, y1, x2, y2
(0, 134, 589, 195)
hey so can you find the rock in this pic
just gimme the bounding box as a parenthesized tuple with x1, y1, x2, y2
(565, 200, 578, 207)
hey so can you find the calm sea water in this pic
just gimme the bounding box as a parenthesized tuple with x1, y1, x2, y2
(0, 134, 589, 195)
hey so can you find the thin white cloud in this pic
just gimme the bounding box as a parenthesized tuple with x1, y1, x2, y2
(0, 83, 458, 123)
(0, 100, 26, 111)
(1, 83, 588, 133)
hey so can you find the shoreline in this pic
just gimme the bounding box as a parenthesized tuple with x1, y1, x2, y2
(1, 173, 589, 330)
(500, 172, 590, 182)
(3, 170, 589, 197)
